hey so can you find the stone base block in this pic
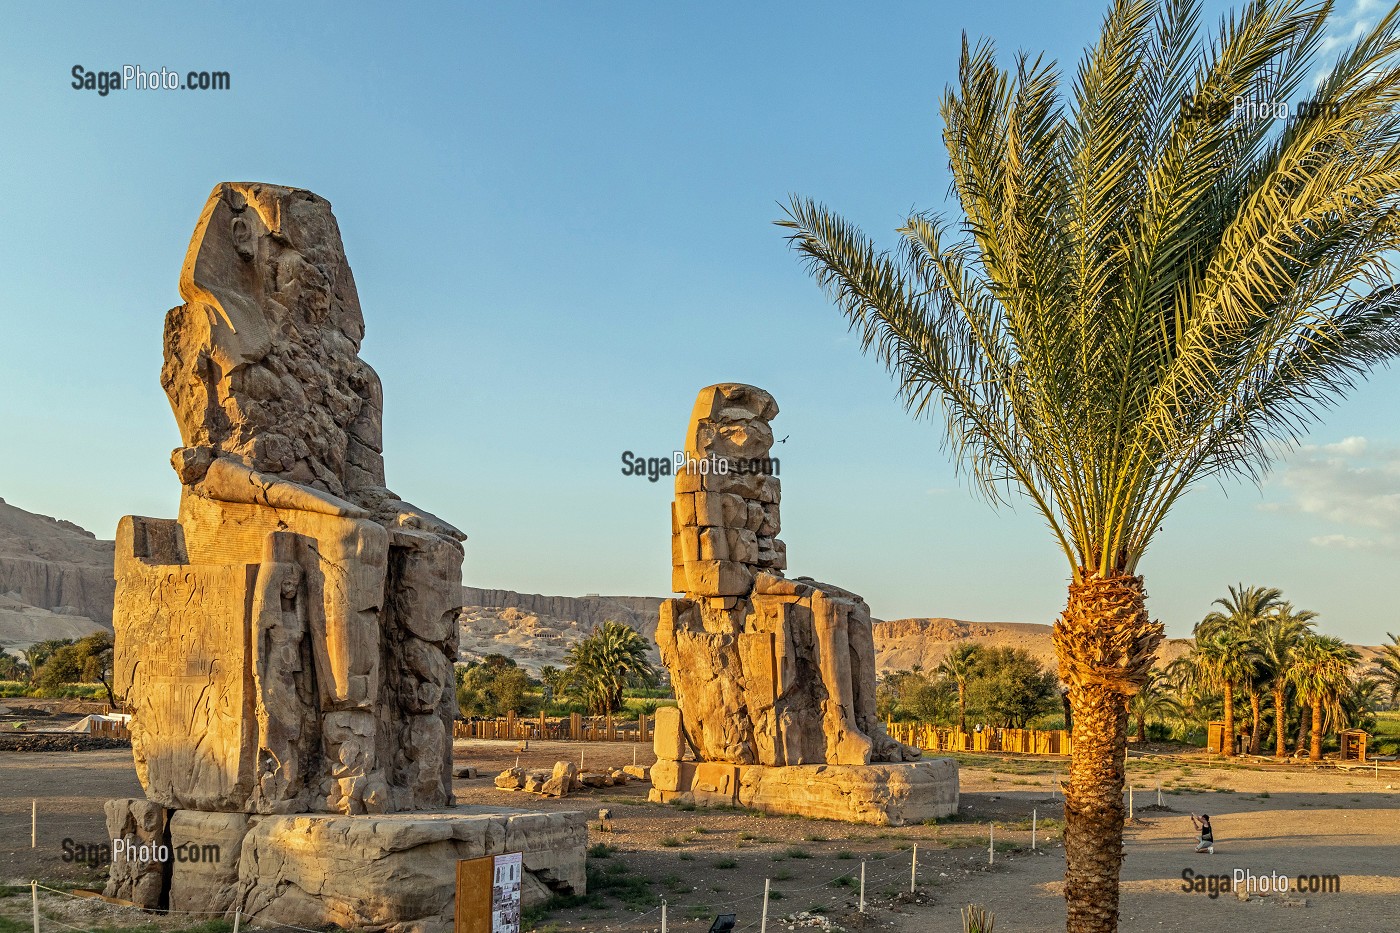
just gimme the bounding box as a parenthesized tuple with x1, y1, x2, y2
(647, 759, 958, 826)
(105, 802, 586, 933)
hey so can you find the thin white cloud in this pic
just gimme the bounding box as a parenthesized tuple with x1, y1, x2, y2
(1309, 532, 1398, 550)
(1312, 0, 1384, 89)
(1320, 435, 1369, 457)
(1270, 436, 1400, 550)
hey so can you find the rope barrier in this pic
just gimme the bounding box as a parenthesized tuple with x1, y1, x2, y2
(30, 883, 332, 933)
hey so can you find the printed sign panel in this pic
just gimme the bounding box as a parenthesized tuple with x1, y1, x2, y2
(456, 853, 525, 933)
(491, 852, 523, 933)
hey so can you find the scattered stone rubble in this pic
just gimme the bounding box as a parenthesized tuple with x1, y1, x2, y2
(494, 760, 639, 797)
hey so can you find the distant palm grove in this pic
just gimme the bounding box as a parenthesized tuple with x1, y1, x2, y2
(879, 584, 1400, 760)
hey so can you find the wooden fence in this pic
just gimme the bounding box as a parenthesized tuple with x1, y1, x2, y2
(886, 722, 1071, 756)
(453, 711, 652, 743)
(89, 719, 131, 740)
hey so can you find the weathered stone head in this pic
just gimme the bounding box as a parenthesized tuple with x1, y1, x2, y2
(164, 184, 371, 487)
(161, 182, 461, 539)
(685, 383, 778, 462)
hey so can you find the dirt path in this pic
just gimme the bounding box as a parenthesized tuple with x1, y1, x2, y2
(1, 743, 1396, 932)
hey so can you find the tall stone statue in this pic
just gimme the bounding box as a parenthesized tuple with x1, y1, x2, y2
(652, 384, 957, 824)
(105, 184, 585, 931)
(114, 182, 465, 816)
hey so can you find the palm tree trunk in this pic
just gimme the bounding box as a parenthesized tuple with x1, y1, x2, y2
(957, 683, 967, 731)
(1295, 703, 1310, 755)
(1310, 702, 1323, 761)
(1248, 689, 1261, 755)
(1221, 681, 1235, 757)
(1135, 711, 1146, 744)
(1273, 686, 1287, 758)
(1052, 572, 1163, 933)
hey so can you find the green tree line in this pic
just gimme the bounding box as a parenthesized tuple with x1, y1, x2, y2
(0, 633, 115, 703)
(456, 620, 663, 718)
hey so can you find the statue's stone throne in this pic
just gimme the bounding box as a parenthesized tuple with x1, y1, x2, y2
(116, 499, 462, 817)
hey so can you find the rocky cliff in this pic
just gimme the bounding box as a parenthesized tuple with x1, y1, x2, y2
(0, 497, 113, 651)
(0, 497, 115, 625)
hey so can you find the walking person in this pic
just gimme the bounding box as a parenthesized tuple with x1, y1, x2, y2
(1191, 813, 1215, 854)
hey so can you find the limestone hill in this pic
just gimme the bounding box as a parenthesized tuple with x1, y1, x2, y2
(872, 617, 1195, 673)
(0, 497, 112, 652)
(458, 586, 664, 674)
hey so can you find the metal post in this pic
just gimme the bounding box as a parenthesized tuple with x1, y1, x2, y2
(760, 878, 770, 933)
(233, 909, 241, 933)
(661, 899, 668, 933)
(910, 844, 917, 893)
(1128, 784, 1134, 821)
(1032, 809, 1037, 851)
(31, 800, 36, 848)
(989, 823, 994, 865)
(859, 862, 866, 913)
(1157, 782, 1162, 807)
(31, 881, 39, 933)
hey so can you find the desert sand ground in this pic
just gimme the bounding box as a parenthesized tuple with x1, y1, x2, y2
(1, 739, 1397, 933)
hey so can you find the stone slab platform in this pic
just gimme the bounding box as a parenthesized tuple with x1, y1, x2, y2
(648, 758, 958, 826)
(106, 801, 587, 933)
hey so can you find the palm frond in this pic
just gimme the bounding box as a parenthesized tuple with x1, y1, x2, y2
(780, 0, 1400, 580)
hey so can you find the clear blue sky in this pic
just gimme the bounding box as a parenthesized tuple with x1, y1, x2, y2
(2, 1, 1396, 643)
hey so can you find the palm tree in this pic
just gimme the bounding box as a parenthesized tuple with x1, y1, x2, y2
(779, 1, 1400, 926)
(1161, 655, 1213, 741)
(937, 643, 982, 730)
(1256, 604, 1316, 756)
(1198, 585, 1283, 752)
(1372, 632, 1400, 707)
(563, 621, 659, 715)
(1128, 668, 1180, 743)
(1343, 675, 1383, 731)
(1192, 627, 1259, 755)
(1288, 634, 1359, 761)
